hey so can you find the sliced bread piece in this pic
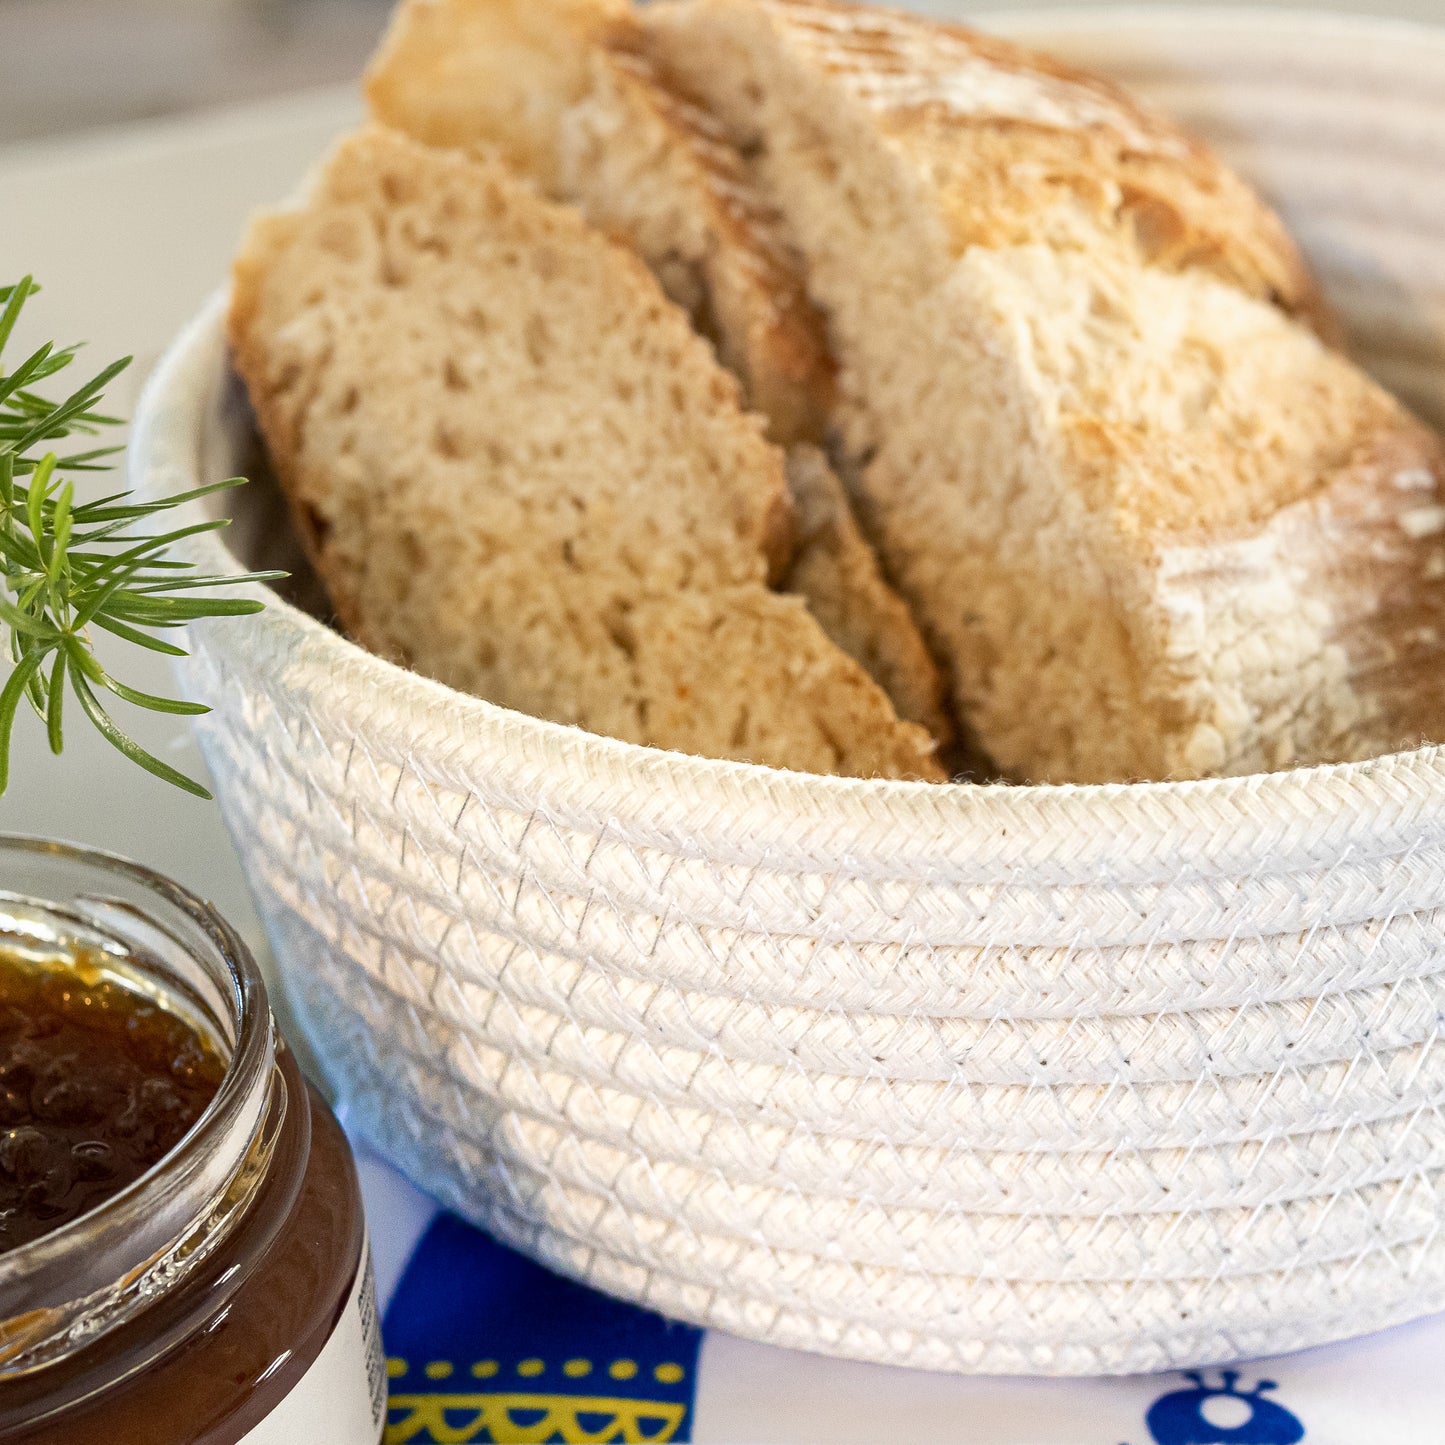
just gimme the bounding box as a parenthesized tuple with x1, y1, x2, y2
(783, 445, 953, 746)
(360, 0, 628, 190)
(366, 0, 833, 445)
(364, 0, 954, 753)
(229, 126, 944, 781)
(645, 0, 1445, 782)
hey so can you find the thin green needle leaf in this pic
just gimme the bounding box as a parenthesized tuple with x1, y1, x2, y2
(89, 615, 190, 656)
(0, 277, 34, 357)
(0, 279, 279, 798)
(126, 572, 285, 596)
(66, 550, 192, 570)
(0, 649, 45, 795)
(106, 687, 211, 717)
(63, 639, 103, 685)
(0, 532, 44, 574)
(51, 445, 124, 473)
(0, 595, 50, 638)
(0, 343, 58, 410)
(80, 518, 234, 588)
(23, 655, 49, 723)
(121, 596, 266, 621)
(70, 561, 148, 631)
(85, 655, 209, 716)
(66, 484, 142, 516)
(69, 669, 211, 799)
(73, 477, 251, 525)
(47, 482, 72, 588)
(46, 648, 66, 754)
(99, 609, 202, 632)
(10, 356, 131, 454)
(26, 455, 55, 556)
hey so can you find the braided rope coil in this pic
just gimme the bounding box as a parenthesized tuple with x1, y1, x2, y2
(130, 8, 1445, 1374)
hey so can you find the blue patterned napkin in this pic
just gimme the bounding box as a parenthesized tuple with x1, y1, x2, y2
(383, 1213, 702, 1443)
(357, 1148, 1440, 1445)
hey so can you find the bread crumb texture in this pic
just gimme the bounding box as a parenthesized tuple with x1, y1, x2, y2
(229, 126, 943, 780)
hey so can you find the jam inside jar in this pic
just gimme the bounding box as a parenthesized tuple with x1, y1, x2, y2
(0, 839, 385, 1444)
(0, 951, 226, 1252)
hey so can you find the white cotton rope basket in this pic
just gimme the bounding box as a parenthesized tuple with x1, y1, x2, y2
(129, 7, 1445, 1375)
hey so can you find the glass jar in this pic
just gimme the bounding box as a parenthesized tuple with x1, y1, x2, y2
(0, 837, 385, 1444)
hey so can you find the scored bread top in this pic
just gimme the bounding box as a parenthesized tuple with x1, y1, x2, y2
(904, 242, 1445, 776)
(645, 0, 1335, 341)
(563, 26, 837, 446)
(638, 0, 1394, 551)
(229, 127, 944, 780)
(990, 243, 1430, 546)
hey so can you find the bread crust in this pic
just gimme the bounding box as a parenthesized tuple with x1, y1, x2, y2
(648, 0, 1335, 340)
(583, 25, 839, 446)
(783, 445, 954, 745)
(364, 0, 627, 184)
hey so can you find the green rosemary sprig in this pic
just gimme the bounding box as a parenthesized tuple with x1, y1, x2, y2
(0, 276, 283, 799)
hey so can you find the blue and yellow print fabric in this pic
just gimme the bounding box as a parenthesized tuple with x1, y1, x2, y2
(383, 1215, 703, 1443)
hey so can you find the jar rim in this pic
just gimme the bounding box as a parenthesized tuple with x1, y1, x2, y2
(0, 835, 277, 1372)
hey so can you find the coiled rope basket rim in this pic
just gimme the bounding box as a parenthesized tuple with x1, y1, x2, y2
(131, 6, 1445, 1375)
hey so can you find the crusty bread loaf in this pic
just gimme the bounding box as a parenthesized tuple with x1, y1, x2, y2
(229, 127, 944, 780)
(645, 0, 1445, 782)
(365, 0, 954, 754)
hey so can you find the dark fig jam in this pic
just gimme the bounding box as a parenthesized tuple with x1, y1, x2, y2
(0, 949, 224, 1252)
